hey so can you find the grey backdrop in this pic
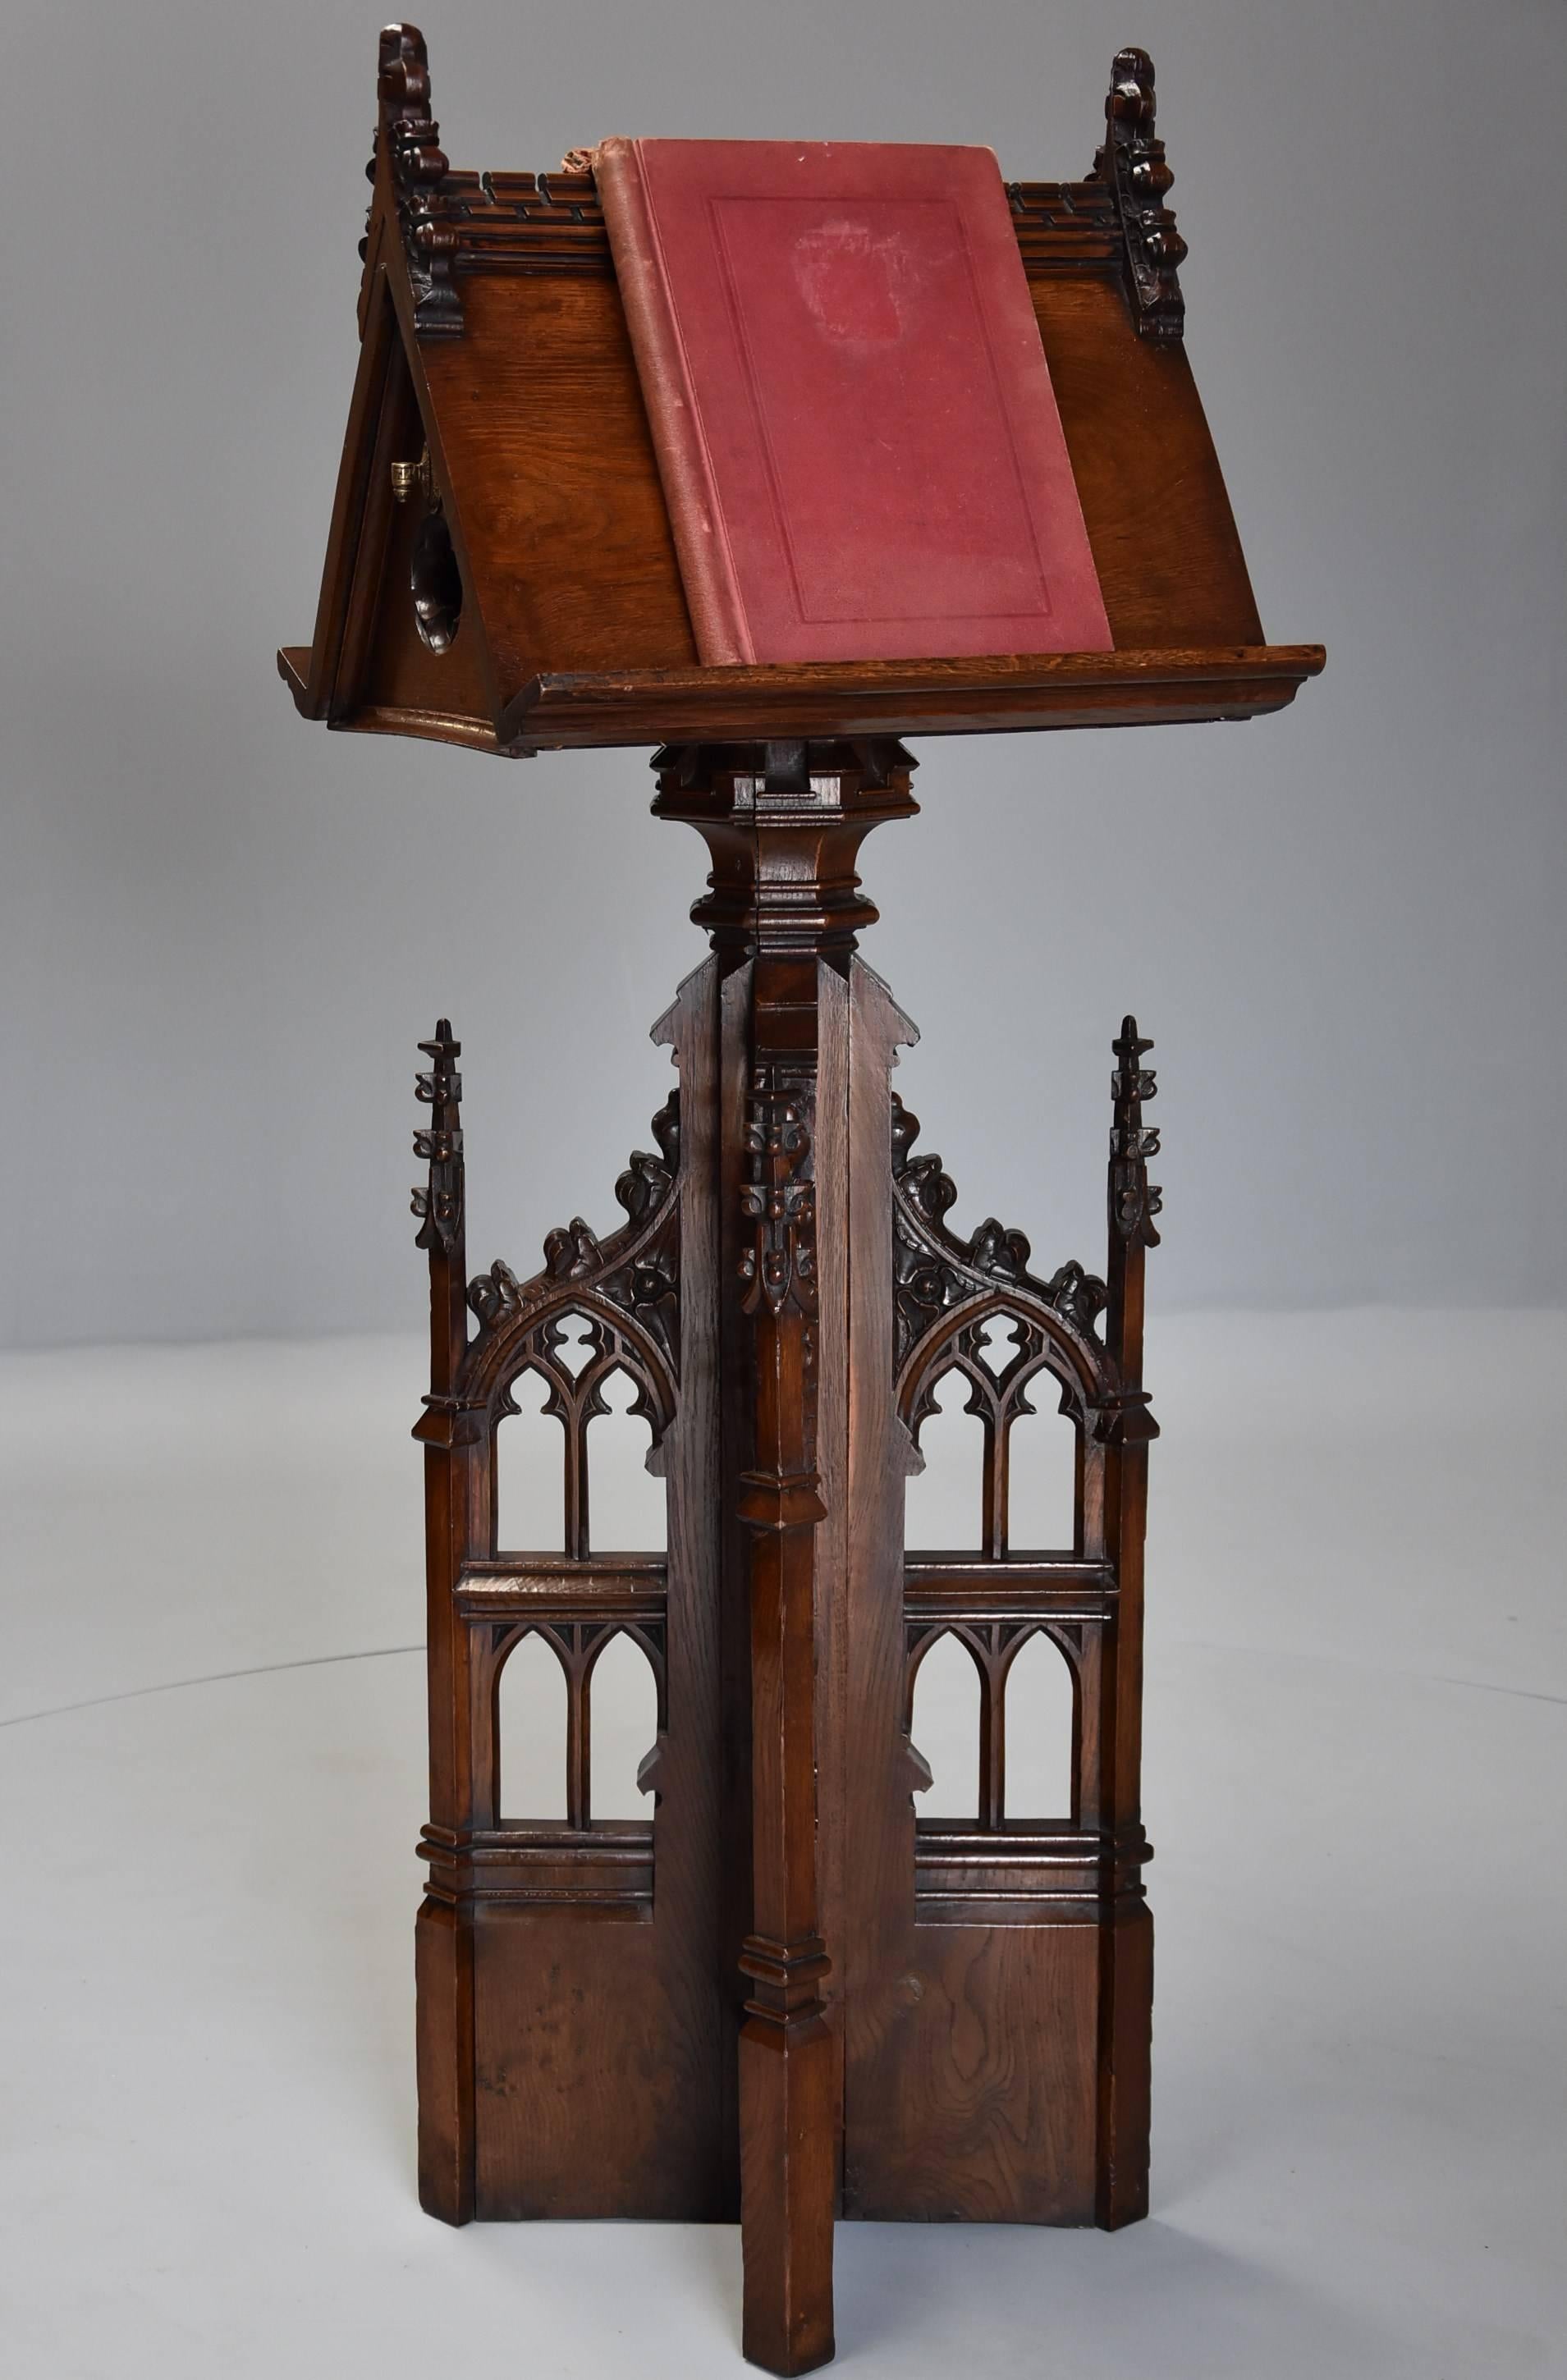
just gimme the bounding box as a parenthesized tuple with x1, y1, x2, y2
(4, 0, 1562, 1348)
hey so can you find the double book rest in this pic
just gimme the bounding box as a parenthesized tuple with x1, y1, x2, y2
(280, 28, 1322, 2373)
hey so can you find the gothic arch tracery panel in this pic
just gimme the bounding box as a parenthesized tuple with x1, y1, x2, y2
(890, 1086, 1142, 1877)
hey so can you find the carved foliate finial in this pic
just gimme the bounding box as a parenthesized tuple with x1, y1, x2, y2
(1095, 47, 1187, 341)
(1110, 1015, 1162, 1247)
(369, 25, 464, 336)
(412, 1017, 464, 1254)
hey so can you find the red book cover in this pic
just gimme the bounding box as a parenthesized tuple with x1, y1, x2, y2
(593, 136, 1111, 667)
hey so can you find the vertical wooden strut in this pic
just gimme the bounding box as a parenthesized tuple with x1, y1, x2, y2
(653, 738, 917, 2376)
(735, 1065, 834, 2374)
(410, 1020, 480, 2225)
(1095, 1016, 1162, 2225)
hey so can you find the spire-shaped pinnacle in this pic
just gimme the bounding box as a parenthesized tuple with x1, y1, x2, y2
(1110, 1015, 1162, 1247)
(412, 1018, 464, 1254)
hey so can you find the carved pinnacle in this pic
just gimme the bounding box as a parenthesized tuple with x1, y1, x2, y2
(372, 25, 464, 334)
(1110, 1015, 1162, 1247)
(412, 1017, 464, 1254)
(1096, 46, 1187, 341)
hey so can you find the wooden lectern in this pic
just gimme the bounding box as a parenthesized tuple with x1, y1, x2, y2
(280, 30, 1322, 2373)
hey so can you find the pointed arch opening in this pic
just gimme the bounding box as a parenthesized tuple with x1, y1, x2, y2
(1004, 1631, 1077, 1823)
(496, 1631, 568, 1823)
(910, 1631, 983, 1821)
(494, 1366, 565, 1555)
(1006, 1368, 1079, 1554)
(585, 1365, 667, 1554)
(905, 1370, 986, 1553)
(587, 1631, 661, 1820)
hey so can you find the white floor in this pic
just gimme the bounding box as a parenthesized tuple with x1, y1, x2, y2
(2, 1312, 1563, 2378)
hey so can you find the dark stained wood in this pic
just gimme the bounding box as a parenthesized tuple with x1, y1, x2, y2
(282, 27, 1326, 2373)
(297, 279, 400, 721)
(409, 1018, 479, 2225)
(373, 24, 464, 338)
(830, 1014, 1157, 2228)
(1093, 47, 1188, 343)
(415, 271, 699, 690)
(1094, 1019, 1162, 2222)
(403, 743, 1162, 2360)
(1035, 283, 1263, 650)
(849, 1927, 1102, 2220)
(836, 963, 923, 2222)
(653, 741, 919, 2373)
(279, 26, 1322, 757)
(414, 1892, 475, 2224)
(349, 355, 498, 735)
(411, 982, 729, 2226)
(493, 645, 1322, 753)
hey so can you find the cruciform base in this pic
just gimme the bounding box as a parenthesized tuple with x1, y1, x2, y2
(410, 739, 1159, 2372)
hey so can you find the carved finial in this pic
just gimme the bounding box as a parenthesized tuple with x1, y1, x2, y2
(370, 25, 464, 336)
(412, 1018, 464, 1253)
(1110, 1015, 1162, 1247)
(1094, 47, 1187, 341)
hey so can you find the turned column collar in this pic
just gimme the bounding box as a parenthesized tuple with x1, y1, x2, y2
(651, 737, 919, 959)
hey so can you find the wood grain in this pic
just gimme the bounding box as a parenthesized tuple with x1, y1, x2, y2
(284, 25, 1328, 2369)
(846, 1925, 1101, 2222)
(494, 647, 1322, 752)
(280, 31, 1322, 757)
(413, 972, 729, 2231)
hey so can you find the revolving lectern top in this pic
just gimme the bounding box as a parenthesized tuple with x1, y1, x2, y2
(280, 27, 1322, 2375)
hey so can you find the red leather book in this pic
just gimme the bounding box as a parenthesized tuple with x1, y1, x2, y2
(594, 136, 1111, 666)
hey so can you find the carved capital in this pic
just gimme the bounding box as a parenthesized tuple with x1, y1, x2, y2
(411, 1391, 488, 1448)
(1093, 1386, 1160, 1447)
(653, 739, 918, 959)
(737, 1933, 832, 2026)
(735, 1467, 828, 1535)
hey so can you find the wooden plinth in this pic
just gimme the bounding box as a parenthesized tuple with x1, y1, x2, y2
(410, 739, 1158, 2371)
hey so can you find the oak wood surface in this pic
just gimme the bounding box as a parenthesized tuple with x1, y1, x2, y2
(497, 643, 1322, 751)
(415, 270, 698, 690)
(414, 974, 731, 2229)
(279, 32, 1323, 757)
(407, 743, 1162, 2373)
(286, 26, 1324, 2373)
(1034, 277, 1262, 649)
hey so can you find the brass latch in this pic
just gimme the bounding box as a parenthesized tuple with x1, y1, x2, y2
(391, 447, 434, 505)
